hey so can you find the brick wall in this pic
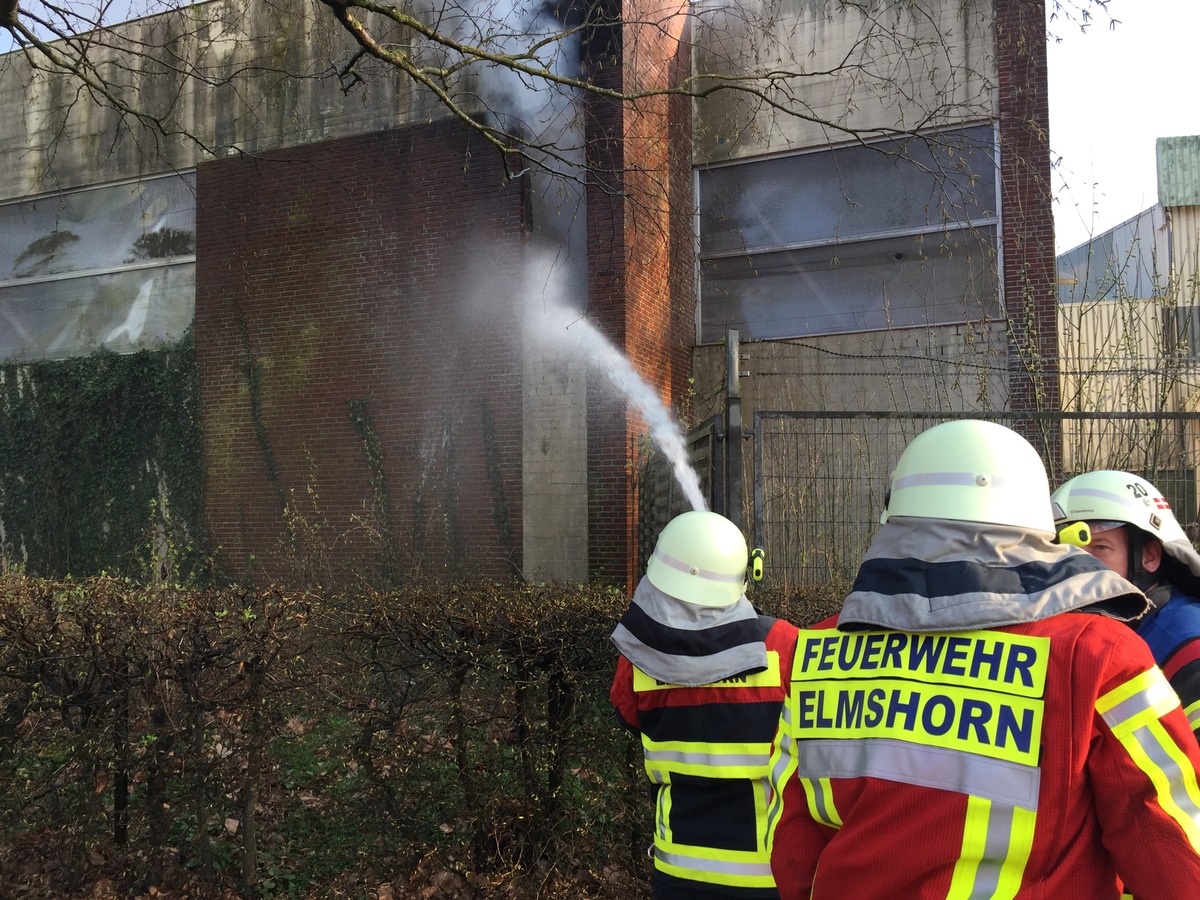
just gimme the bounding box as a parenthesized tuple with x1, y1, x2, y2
(195, 121, 527, 583)
(996, 0, 1062, 467)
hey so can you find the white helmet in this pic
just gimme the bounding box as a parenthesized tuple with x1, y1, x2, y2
(1051, 470, 1189, 544)
(646, 510, 748, 608)
(1052, 469, 1200, 591)
(881, 420, 1055, 533)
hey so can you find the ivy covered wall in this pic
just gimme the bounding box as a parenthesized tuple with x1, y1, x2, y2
(0, 333, 204, 579)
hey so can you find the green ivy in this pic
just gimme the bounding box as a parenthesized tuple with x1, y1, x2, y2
(347, 396, 400, 586)
(0, 331, 206, 581)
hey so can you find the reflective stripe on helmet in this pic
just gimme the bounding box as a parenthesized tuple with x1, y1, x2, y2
(652, 546, 746, 585)
(1066, 485, 1139, 511)
(892, 471, 1007, 491)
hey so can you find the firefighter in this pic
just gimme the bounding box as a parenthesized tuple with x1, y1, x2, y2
(1053, 469, 1200, 740)
(769, 420, 1200, 899)
(610, 510, 798, 899)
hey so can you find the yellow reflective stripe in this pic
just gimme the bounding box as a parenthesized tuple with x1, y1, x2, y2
(633, 652, 783, 691)
(655, 842, 775, 888)
(948, 796, 1035, 900)
(799, 776, 842, 829)
(995, 805, 1036, 897)
(1098, 667, 1200, 851)
(656, 781, 671, 842)
(643, 738, 772, 780)
(949, 796, 988, 899)
(654, 783, 776, 889)
(1098, 667, 1180, 727)
(765, 723, 799, 845)
(1185, 697, 1200, 733)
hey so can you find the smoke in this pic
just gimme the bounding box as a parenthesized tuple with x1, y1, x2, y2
(446, 0, 707, 512)
(445, 0, 585, 158)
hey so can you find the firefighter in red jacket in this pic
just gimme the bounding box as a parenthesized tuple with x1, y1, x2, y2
(769, 420, 1200, 899)
(611, 510, 798, 899)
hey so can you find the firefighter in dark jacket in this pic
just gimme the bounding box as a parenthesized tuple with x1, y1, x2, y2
(611, 510, 798, 899)
(1054, 469, 1200, 742)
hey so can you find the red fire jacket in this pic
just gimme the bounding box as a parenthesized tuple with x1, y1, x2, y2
(769, 613, 1200, 899)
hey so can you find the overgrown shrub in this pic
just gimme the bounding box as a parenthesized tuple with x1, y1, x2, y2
(0, 575, 840, 899)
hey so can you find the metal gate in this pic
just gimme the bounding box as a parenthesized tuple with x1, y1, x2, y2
(751, 410, 1200, 588)
(637, 414, 725, 576)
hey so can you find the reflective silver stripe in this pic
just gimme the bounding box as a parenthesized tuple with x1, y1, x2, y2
(644, 747, 771, 769)
(653, 547, 745, 584)
(891, 471, 1014, 491)
(1107, 714, 1200, 841)
(949, 797, 1036, 900)
(1187, 699, 1200, 733)
(797, 737, 1041, 809)
(1101, 672, 1178, 727)
(892, 472, 978, 490)
(656, 848, 774, 878)
(1099, 668, 1200, 848)
(803, 777, 839, 828)
(766, 728, 796, 835)
(1069, 486, 1136, 508)
(973, 801, 1015, 896)
(655, 785, 668, 841)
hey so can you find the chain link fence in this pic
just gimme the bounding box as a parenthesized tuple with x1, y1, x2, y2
(750, 410, 1200, 588)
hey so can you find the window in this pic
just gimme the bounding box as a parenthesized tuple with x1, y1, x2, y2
(0, 174, 196, 362)
(697, 125, 1000, 342)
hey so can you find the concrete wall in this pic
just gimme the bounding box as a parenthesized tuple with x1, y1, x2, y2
(691, 0, 994, 163)
(687, 0, 1007, 423)
(0, 0, 411, 198)
(688, 0, 1057, 450)
(693, 323, 1010, 421)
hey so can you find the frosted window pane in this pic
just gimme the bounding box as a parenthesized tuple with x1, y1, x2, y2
(0, 176, 195, 279)
(699, 125, 996, 255)
(0, 174, 195, 361)
(699, 228, 998, 342)
(0, 264, 195, 363)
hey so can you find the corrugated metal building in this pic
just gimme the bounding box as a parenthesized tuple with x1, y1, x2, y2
(1055, 134, 1200, 508)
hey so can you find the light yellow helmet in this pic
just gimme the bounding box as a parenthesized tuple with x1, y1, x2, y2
(646, 510, 748, 608)
(1051, 470, 1189, 544)
(881, 420, 1055, 533)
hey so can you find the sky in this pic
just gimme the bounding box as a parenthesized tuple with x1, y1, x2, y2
(1047, 0, 1200, 253)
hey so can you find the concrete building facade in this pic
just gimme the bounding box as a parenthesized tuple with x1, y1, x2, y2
(0, 0, 1059, 589)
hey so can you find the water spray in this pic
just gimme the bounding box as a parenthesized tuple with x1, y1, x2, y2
(521, 252, 707, 512)
(559, 314, 708, 513)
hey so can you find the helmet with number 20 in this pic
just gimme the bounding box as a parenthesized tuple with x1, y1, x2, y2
(1051, 470, 1189, 544)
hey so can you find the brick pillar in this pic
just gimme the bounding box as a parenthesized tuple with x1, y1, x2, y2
(996, 0, 1062, 472)
(583, 2, 695, 592)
